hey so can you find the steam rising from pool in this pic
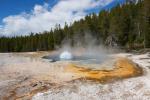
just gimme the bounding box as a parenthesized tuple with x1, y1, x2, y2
(59, 51, 73, 60)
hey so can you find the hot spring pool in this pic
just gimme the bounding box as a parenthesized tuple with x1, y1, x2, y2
(42, 51, 113, 70)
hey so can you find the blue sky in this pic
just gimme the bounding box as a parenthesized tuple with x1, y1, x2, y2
(0, 0, 57, 22)
(0, 0, 125, 36)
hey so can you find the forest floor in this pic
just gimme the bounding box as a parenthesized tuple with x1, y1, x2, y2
(0, 51, 149, 100)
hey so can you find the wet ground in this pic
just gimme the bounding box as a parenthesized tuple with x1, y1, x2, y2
(0, 52, 149, 100)
(33, 52, 150, 100)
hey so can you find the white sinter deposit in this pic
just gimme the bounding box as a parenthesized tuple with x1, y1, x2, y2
(33, 53, 150, 100)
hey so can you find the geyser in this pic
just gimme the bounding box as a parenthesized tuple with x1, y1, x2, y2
(42, 49, 107, 66)
(59, 51, 73, 60)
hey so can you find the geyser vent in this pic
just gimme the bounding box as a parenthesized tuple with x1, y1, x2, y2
(59, 51, 73, 60)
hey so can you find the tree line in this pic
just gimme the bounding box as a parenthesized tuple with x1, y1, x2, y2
(0, 0, 149, 52)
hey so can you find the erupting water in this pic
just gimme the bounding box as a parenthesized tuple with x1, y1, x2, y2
(59, 51, 73, 60)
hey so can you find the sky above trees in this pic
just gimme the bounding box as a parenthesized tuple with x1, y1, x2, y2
(0, 0, 125, 36)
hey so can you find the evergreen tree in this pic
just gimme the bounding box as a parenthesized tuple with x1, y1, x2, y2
(0, 0, 149, 52)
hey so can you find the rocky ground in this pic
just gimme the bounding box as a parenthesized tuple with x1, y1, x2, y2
(0, 52, 149, 100)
